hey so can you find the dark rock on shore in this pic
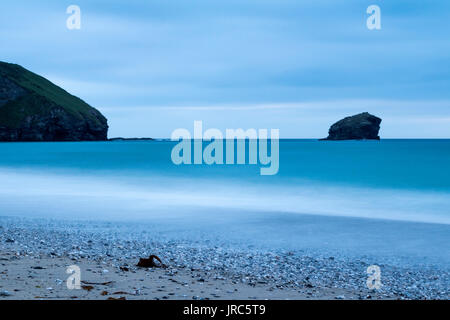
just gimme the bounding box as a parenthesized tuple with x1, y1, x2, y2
(321, 112, 381, 140)
(0, 61, 108, 141)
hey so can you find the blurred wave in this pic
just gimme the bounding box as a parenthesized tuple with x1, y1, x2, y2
(0, 169, 449, 224)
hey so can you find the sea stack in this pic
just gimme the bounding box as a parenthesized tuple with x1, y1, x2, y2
(0, 61, 108, 141)
(322, 112, 382, 140)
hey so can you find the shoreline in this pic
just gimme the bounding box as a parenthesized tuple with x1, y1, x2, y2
(0, 216, 448, 300)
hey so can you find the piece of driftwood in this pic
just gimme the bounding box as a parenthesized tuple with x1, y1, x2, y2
(136, 255, 167, 268)
(81, 280, 114, 286)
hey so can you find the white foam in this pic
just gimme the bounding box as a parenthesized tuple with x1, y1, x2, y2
(0, 169, 449, 225)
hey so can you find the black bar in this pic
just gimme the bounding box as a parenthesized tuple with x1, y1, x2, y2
(0, 300, 446, 319)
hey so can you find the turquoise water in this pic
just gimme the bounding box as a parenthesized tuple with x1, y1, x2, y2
(0, 139, 449, 222)
(0, 139, 449, 265)
(1, 139, 450, 189)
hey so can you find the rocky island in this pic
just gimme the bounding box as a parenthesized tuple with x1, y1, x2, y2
(321, 112, 382, 140)
(0, 61, 108, 141)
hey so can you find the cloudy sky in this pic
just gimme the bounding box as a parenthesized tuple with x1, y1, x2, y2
(1, 0, 449, 138)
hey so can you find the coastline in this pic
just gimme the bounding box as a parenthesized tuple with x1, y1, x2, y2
(1, 216, 448, 300)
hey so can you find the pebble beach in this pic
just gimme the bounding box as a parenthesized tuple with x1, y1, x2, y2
(0, 216, 448, 300)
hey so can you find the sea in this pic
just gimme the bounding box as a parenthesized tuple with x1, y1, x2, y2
(0, 139, 449, 266)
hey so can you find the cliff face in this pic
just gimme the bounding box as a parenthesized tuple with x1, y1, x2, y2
(322, 112, 382, 140)
(0, 62, 108, 141)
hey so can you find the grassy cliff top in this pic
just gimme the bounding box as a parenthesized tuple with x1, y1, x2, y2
(0, 61, 106, 128)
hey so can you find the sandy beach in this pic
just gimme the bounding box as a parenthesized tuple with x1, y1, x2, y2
(0, 216, 448, 300)
(0, 252, 358, 300)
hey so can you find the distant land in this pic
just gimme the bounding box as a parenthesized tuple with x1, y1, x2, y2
(0, 61, 108, 141)
(0, 62, 384, 142)
(109, 137, 155, 141)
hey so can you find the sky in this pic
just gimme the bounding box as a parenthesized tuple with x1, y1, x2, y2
(1, 0, 450, 138)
